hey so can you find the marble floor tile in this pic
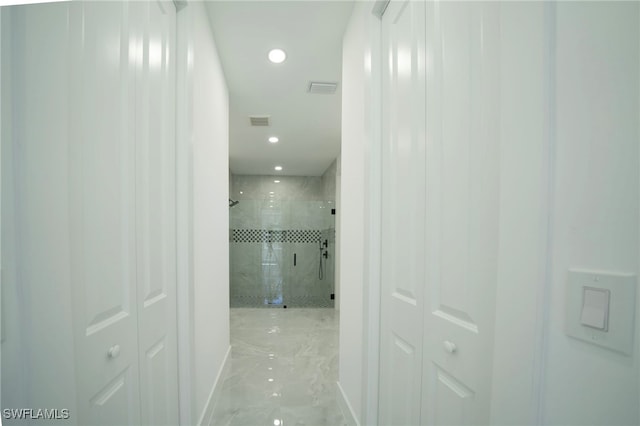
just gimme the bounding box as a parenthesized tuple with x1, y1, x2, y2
(210, 308, 346, 426)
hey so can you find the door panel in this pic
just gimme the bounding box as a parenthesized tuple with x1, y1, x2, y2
(423, 2, 500, 425)
(135, 1, 179, 425)
(380, 1, 500, 424)
(379, 1, 426, 424)
(69, 1, 179, 424)
(88, 368, 139, 425)
(68, 2, 141, 424)
(433, 367, 474, 426)
(143, 338, 170, 425)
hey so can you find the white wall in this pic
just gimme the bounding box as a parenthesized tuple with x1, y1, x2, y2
(339, 4, 365, 421)
(490, 3, 552, 423)
(335, 156, 342, 312)
(1, 5, 78, 422)
(338, 2, 379, 424)
(177, 2, 231, 424)
(0, 7, 3, 411)
(542, 3, 639, 424)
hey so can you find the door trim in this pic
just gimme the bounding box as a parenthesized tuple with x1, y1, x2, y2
(175, 2, 194, 424)
(362, 3, 384, 426)
(532, 3, 557, 423)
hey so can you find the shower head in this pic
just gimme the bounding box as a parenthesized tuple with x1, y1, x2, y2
(229, 199, 239, 208)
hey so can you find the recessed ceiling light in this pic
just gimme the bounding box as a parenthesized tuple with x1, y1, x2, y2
(269, 191, 274, 194)
(274, 180, 280, 183)
(274, 166, 283, 171)
(268, 136, 279, 143)
(268, 48, 286, 64)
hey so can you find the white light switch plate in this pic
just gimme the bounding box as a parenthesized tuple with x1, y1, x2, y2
(566, 269, 636, 355)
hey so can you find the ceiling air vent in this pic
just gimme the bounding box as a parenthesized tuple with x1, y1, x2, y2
(308, 82, 338, 95)
(249, 115, 270, 126)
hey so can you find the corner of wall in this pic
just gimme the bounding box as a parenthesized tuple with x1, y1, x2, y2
(177, 1, 230, 421)
(196, 346, 231, 426)
(335, 154, 342, 312)
(337, 382, 361, 426)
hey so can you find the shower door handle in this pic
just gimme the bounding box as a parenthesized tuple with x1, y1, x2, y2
(294, 253, 297, 266)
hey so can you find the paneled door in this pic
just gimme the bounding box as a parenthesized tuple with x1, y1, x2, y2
(68, 2, 141, 424)
(379, 1, 501, 424)
(421, 2, 500, 425)
(134, 1, 179, 425)
(69, 1, 179, 424)
(379, 1, 427, 424)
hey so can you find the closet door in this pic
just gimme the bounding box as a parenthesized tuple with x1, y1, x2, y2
(69, 1, 179, 424)
(421, 2, 501, 424)
(133, 1, 179, 424)
(378, 1, 427, 424)
(68, 2, 142, 424)
(379, 1, 501, 424)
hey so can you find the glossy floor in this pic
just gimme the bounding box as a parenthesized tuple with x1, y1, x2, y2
(210, 308, 347, 426)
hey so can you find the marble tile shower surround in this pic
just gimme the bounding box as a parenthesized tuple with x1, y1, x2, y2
(230, 170, 336, 203)
(321, 160, 337, 203)
(230, 200, 334, 231)
(229, 173, 336, 308)
(231, 175, 325, 201)
(210, 308, 347, 426)
(229, 228, 335, 308)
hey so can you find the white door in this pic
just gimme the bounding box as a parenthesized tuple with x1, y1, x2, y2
(379, 1, 501, 424)
(68, 2, 141, 424)
(69, 2, 179, 424)
(134, 1, 179, 425)
(379, 1, 427, 424)
(421, 2, 501, 425)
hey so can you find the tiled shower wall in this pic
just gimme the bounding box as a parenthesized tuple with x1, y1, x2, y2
(229, 164, 337, 307)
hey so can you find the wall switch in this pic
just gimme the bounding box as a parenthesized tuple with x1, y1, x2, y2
(566, 269, 636, 355)
(580, 287, 610, 331)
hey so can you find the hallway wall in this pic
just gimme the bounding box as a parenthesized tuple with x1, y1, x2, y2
(1, 4, 78, 420)
(177, 2, 231, 423)
(338, 2, 377, 423)
(491, 3, 551, 422)
(542, 3, 639, 423)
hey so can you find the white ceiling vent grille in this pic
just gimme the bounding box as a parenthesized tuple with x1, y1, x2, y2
(249, 115, 270, 126)
(308, 82, 338, 95)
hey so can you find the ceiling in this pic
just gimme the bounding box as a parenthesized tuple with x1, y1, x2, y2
(205, 1, 355, 176)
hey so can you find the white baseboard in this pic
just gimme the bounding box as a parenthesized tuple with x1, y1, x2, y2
(337, 381, 360, 426)
(197, 345, 232, 426)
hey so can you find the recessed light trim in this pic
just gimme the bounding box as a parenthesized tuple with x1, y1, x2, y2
(268, 136, 279, 143)
(268, 49, 286, 64)
(274, 166, 283, 171)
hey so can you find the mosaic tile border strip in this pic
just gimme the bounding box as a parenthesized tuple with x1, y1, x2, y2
(230, 294, 334, 308)
(232, 229, 322, 244)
